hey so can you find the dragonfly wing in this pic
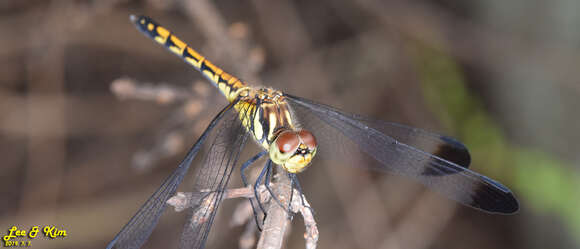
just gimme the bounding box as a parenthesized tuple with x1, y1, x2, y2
(106, 102, 243, 249)
(178, 103, 251, 249)
(358, 119, 471, 170)
(285, 94, 518, 214)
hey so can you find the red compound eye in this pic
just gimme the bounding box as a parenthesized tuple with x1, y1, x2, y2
(298, 130, 317, 149)
(276, 131, 299, 153)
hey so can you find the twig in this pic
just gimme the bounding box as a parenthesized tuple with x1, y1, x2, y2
(256, 166, 293, 249)
(111, 77, 195, 104)
(290, 190, 318, 249)
(166, 186, 257, 212)
(166, 171, 319, 249)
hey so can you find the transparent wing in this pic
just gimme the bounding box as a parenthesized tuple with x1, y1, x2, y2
(285, 94, 519, 214)
(357, 119, 471, 170)
(178, 103, 251, 249)
(106, 102, 242, 249)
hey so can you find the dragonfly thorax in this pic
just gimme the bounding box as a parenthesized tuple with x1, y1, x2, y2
(235, 87, 318, 173)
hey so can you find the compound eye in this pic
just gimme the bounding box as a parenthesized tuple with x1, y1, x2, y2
(276, 131, 300, 153)
(298, 130, 317, 149)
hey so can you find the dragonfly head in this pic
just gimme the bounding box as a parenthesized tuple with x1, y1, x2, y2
(269, 129, 318, 173)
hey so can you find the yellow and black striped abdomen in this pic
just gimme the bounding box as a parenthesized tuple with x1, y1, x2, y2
(131, 15, 249, 103)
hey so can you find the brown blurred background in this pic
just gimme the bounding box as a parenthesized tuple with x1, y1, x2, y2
(1, 0, 579, 249)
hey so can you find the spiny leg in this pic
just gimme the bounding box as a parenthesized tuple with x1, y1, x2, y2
(264, 160, 293, 217)
(240, 151, 267, 186)
(253, 159, 270, 227)
(289, 173, 315, 214)
(288, 174, 295, 214)
(240, 151, 268, 229)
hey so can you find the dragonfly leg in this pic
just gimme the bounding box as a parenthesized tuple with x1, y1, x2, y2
(290, 173, 315, 215)
(289, 176, 294, 210)
(240, 151, 267, 186)
(240, 151, 267, 230)
(287, 174, 296, 220)
(264, 160, 293, 216)
(253, 159, 270, 228)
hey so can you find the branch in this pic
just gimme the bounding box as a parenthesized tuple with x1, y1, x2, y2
(256, 166, 292, 249)
(110, 77, 195, 104)
(166, 170, 319, 249)
(166, 186, 256, 212)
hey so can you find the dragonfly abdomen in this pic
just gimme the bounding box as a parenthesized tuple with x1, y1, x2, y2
(131, 15, 248, 102)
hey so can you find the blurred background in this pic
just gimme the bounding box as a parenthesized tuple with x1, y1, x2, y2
(1, 0, 579, 248)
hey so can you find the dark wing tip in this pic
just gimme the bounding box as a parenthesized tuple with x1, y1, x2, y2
(471, 177, 520, 214)
(436, 136, 471, 168)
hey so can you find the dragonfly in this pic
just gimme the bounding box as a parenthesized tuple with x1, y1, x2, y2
(107, 15, 519, 249)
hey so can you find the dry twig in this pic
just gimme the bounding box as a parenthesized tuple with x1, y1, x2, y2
(166, 168, 318, 249)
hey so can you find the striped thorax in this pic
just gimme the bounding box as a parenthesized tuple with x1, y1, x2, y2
(236, 88, 317, 173)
